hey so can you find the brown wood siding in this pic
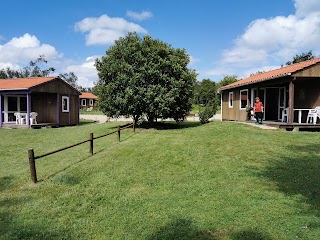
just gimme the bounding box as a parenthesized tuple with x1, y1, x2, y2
(32, 79, 79, 95)
(293, 64, 320, 77)
(70, 95, 79, 124)
(294, 79, 320, 108)
(59, 95, 79, 125)
(31, 93, 79, 125)
(222, 89, 248, 121)
(31, 93, 57, 124)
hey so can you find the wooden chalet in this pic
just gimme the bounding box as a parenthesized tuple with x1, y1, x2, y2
(0, 76, 80, 128)
(79, 92, 98, 110)
(219, 58, 320, 130)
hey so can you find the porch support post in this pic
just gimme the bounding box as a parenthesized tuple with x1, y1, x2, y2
(0, 94, 2, 128)
(288, 78, 295, 124)
(27, 93, 31, 128)
(68, 94, 71, 125)
(56, 93, 60, 125)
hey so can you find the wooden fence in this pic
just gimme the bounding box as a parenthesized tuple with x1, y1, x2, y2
(28, 123, 134, 183)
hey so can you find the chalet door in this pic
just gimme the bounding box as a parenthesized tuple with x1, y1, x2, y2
(3, 95, 27, 122)
(278, 87, 286, 121)
(251, 88, 266, 120)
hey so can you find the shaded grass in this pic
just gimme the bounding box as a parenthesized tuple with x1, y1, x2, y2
(1, 121, 320, 239)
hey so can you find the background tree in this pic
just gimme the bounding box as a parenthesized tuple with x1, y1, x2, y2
(285, 50, 315, 66)
(59, 72, 79, 89)
(0, 55, 55, 78)
(216, 75, 238, 106)
(217, 75, 238, 88)
(95, 32, 197, 123)
(0, 55, 80, 90)
(194, 79, 217, 106)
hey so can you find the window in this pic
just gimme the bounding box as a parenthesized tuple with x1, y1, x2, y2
(240, 89, 248, 109)
(81, 99, 86, 106)
(62, 96, 69, 112)
(89, 99, 94, 106)
(228, 92, 233, 108)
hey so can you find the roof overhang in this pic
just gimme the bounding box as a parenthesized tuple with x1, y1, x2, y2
(219, 73, 292, 91)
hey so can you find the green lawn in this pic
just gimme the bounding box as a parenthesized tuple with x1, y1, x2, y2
(80, 109, 104, 115)
(1, 121, 320, 239)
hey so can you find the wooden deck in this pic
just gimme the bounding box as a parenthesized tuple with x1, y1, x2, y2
(1, 123, 58, 129)
(249, 120, 320, 131)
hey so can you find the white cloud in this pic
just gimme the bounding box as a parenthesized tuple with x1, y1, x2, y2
(205, 0, 320, 80)
(74, 14, 147, 46)
(63, 56, 99, 88)
(189, 56, 200, 66)
(0, 33, 60, 69)
(295, 0, 320, 17)
(126, 10, 153, 21)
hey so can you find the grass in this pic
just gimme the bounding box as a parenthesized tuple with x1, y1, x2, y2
(1, 121, 320, 239)
(80, 109, 104, 115)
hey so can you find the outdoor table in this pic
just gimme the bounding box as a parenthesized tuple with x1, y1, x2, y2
(293, 109, 312, 124)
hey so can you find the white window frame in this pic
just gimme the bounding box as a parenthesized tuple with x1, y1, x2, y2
(62, 96, 70, 113)
(228, 92, 233, 108)
(239, 89, 248, 110)
(89, 99, 94, 106)
(81, 99, 86, 106)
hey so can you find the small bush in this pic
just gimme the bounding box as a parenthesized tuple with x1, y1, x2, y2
(199, 106, 214, 124)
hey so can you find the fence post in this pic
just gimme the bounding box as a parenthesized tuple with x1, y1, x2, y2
(117, 126, 121, 142)
(90, 133, 94, 155)
(28, 149, 37, 183)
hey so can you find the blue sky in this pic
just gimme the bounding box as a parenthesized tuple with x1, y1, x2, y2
(0, 0, 319, 87)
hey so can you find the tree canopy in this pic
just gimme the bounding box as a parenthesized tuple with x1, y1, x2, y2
(194, 79, 218, 106)
(0, 55, 55, 79)
(95, 32, 197, 123)
(0, 55, 81, 90)
(285, 50, 315, 66)
(217, 75, 238, 88)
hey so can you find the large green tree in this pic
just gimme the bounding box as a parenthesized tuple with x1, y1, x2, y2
(95, 32, 197, 123)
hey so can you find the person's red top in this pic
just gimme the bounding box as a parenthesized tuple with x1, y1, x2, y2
(254, 102, 263, 112)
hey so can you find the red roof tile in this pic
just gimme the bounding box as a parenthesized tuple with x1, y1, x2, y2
(0, 76, 59, 90)
(80, 92, 98, 99)
(220, 58, 320, 90)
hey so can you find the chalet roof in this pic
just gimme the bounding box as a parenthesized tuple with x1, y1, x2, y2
(80, 92, 98, 99)
(0, 76, 59, 90)
(220, 58, 320, 91)
(0, 76, 81, 95)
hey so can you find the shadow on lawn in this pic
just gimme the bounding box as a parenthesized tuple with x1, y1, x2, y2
(0, 197, 71, 239)
(231, 229, 272, 240)
(261, 143, 320, 216)
(147, 218, 214, 240)
(0, 176, 13, 191)
(138, 121, 201, 130)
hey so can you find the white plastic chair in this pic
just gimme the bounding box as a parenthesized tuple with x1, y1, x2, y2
(30, 112, 38, 125)
(14, 112, 26, 124)
(306, 107, 320, 124)
(281, 108, 289, 122)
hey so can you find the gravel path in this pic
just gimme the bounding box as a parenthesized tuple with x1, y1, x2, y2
(80, 114, 222, 123)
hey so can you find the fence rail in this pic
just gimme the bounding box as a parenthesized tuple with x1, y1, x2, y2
(28, 123, 134, 183)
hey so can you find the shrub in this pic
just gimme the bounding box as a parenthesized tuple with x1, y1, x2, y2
(199, 106, 215, 124)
